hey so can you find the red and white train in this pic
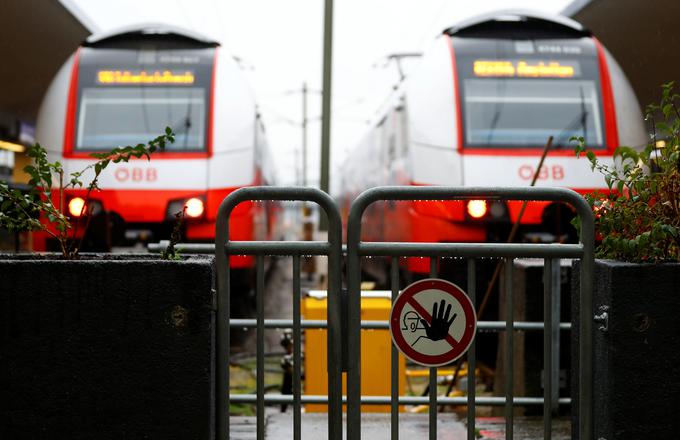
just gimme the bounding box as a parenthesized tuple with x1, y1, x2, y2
(338, 11, 647, 274)
(35, 25, 276, 269)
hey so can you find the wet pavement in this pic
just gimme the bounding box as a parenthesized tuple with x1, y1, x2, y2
(261, 412, 570, 439)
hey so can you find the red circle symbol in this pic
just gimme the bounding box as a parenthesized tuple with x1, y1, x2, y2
(389, 278, 476, 367)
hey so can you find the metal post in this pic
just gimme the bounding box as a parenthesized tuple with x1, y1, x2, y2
(505, 258, 514, 440)
(551, 259, 561, 415)
(429, 258, 438, 440)
(543, 258, 553, 440)
(293, 255, 302, 440)
(579, 203, 595, 440)
(256, 255, 265, 439)
(390, 258, 400, 440)
(467, 259, 476, 440)
(215, 207, 231, 439)
(319, 0, 333, 231)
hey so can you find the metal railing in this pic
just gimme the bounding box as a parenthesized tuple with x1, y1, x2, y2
(215, 187, 343, 440)
(345, 186, 594, 440)
(213, 185, 594, 440)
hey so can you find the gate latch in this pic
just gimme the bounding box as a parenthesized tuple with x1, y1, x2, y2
(593, 305, 609, 332)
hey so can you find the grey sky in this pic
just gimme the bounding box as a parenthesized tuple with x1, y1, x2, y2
(70, 0, 573, 189)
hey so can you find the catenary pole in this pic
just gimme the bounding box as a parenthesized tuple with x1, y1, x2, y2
(302, 82, 308, 187)
(319, 0, 333, 231)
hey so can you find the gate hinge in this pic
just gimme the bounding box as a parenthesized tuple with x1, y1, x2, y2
(593, 305, 609, 332)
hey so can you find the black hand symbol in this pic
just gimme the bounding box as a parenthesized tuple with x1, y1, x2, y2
(420, 300, 457, 341)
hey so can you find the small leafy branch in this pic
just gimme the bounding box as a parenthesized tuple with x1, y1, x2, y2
(161, 207, 185, 260)
(573, 82, 680, 262)
(0, 128, 175, 258)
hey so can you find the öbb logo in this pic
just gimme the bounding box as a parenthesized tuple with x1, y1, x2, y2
(518, 164, 564, 181)
(114, 167, 158, 182)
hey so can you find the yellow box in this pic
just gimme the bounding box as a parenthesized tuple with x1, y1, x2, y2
(302, 292, 406, 413)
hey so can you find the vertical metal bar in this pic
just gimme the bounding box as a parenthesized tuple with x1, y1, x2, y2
(215, 217, 231, 439)
(218, 261, 230, 440)
(467, 259, 476, 440)
(327, 229, 344, 440)
(543, 258, 553, 440)
(391, 258, 400, 440)
(293, 255, 302, 440)
(579, 197, 595, 440)
(505, 258, 513, 440)
(429, 369, 437, 440)
(256, 255, 265, 439)
(429, 257, 437, 440)
(551, 258, 561, 415)
(346, 238, 361, 439)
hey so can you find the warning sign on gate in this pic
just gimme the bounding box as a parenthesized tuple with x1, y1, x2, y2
(389, 278, 477, 367)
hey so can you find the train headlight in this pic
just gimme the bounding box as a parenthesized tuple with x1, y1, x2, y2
(184, 198, 205, 218)
(167, 196, 206, 220)
(68, 197, 86, 217)
(466, 200, 488, 219)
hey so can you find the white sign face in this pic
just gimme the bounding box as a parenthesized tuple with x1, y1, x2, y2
(389, 278, 477, 367)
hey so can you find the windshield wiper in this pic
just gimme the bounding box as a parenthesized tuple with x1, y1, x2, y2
(554, 86, 588, 148)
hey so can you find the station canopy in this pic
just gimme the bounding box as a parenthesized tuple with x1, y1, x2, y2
(0, 0, 91, 131)
(565, 0, 680, 111)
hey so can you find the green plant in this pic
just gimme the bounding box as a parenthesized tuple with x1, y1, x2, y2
(573, 82, 680, 262)
(0, 128, 175, 258)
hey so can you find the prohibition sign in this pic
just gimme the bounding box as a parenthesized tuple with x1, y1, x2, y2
(390, 278, 476, 367)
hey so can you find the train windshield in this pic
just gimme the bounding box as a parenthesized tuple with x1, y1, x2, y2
(454, 38, 606, 150)
(463, 78, 603, 148)
(77, 87, 205, 150)
(74, 46, 214, 152)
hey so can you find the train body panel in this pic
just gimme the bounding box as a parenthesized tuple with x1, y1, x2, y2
(339, 11, 646, 274)
(603, 47, 647, 148)
(34, 25, 275, 268)
(36, 55, 74, 158)
(406, 37, 463, 186)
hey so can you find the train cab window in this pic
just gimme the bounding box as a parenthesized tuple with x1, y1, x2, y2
(462, 78, 603, 149)
(75, 87, 206, 151)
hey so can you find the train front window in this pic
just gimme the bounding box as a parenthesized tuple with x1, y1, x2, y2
(462, 78, 603, 149)
(75, 87, 206, 151)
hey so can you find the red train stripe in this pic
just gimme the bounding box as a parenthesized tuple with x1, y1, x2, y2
(458, 148, 580, 157)
(62, 48, 80, 156)
(594, 37, 620, 151)
(207, 47, 218, 158)
(445, 37, 464, 152)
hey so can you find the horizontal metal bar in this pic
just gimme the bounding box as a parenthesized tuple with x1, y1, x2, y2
(147, 241, 215, 253)
(230, 318, 571, 331)
(152, 240, 581, 259)
(230, 394, 571, 406)
(231, 319, 329, 329)
(359, 242, 583, 258)
(225, 241, 330, 256)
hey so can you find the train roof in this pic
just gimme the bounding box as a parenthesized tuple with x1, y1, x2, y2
(83, 23, 220, 47)
(443, 9, 590, 38)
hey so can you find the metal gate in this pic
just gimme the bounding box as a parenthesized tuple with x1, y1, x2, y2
(345, 187, 594, 440)
(215, 186, 594, 440)
(215, 187, 343, 440)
